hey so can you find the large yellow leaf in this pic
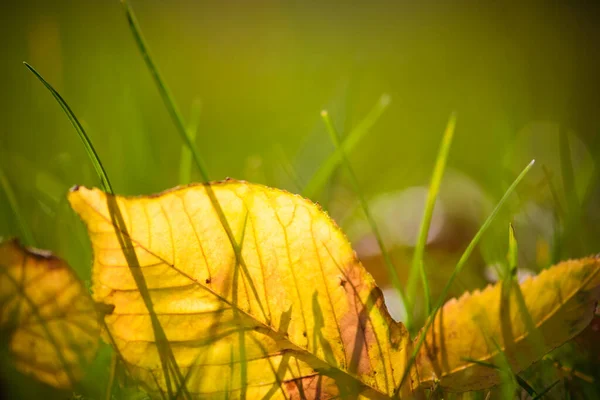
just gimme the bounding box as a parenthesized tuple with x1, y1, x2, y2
(68, 181, 413, 399)
(413, 256, 600, 392)
(0, 239, 100, 389)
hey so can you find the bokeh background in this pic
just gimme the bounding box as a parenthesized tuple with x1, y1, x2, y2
(1, 1, 599, 398)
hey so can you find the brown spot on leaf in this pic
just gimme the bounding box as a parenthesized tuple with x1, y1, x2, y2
(338, 259, 380, 377)
(95, 302, 116, 316)
(283, 374, 341, 400)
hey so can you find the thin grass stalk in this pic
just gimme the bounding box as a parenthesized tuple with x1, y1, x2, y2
(406, 113, 457, 321)
(320, 109, 410, 327)
(303, 94, 391, 200)
(398, 159, 535, 392)
(24, 63, 190, 399)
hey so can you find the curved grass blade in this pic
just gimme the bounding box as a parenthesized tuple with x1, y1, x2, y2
(23, 62, 113, 195)
(405, 113, 456, 322)
(303, 94, 391, 200)
(320, 109, 409, 327)
(24, 62, 190, 399)
(398, 159, 536, 392)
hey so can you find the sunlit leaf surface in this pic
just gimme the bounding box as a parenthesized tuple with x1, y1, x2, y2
(69, 180, 600, 398)
(0, 239, 99, 389)
(414, 256, 600, 392)
(69, 181, 413, 399)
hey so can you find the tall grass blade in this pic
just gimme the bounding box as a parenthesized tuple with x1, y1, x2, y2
(505, 224, 556, 386)
(320, 109, 410, 327)
(24, 62, 189, 399)
(119, 0, 248, 266)
(398, 159, 535, 392)
(303, 94, 391, 199)
(120, 0, 253, 289)
(121, 4, 271, 395)
(119, 0, 210, 183)
(0, 166, 35, 246)
(406, 113, 456, 320)
(23, 62, 113, 194)
(179, 99, 202, 185)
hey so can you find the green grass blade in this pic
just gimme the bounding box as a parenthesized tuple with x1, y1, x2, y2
(120, 0, 210, 183)
(0, 166, 36, 246)
(120, 0, 251, 272)
(320, 109, 410, 327)
(120, 0, 255, 303)
(178, 99, 202, 185)
(508, 223, 518, 275)
(23, 62, 113, 194)
(120, 0, 264, 307)
(406, 113, 457, 320)
(25, 62, 190, 399)
(398, 159, 535, 392)
(121, 6, 275, 395)
(504, 224, 549, 378)
(495, 347, 519, 399)
(302, 94, 391, 199)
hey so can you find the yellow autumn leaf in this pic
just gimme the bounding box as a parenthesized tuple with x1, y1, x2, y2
(413, 256, 600, 392)
(0, 239, 100, 389)
(68, 181, 414, 399)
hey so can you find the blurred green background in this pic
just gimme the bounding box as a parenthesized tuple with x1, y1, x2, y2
(2, 0, 599, 300)
(1, 0, 599, 396)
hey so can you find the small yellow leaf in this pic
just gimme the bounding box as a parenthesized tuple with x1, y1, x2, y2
(413, 256, 600, 392)
(0, 239, 100, 389)
(68, 181, 413, 398)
